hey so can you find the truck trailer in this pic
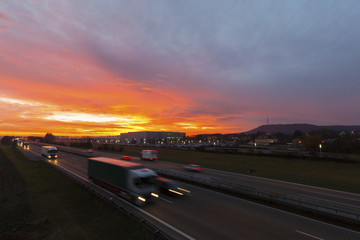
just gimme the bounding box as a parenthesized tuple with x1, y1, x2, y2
(140, 150, 158, 161)
(41, 146, 58, 159)
(88, 157, 158, 205)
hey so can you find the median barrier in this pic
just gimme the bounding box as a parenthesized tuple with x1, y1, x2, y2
(148, 166, 360, 224)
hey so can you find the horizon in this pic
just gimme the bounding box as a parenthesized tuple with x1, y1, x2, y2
(1, 1, 360, 136)
(2, 122, 359, 138)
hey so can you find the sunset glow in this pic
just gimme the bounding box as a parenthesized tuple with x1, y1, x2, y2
(1, 1, 359, 137)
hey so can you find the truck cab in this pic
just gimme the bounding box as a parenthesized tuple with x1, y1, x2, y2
(41, 146, 58, 159)
(140, 150, 158, 161)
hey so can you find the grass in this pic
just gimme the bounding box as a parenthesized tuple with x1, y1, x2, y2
(109, 145, 360, 194)
(0, 145, 159, 240)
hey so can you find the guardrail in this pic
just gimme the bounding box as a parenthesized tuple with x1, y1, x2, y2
(149, 166, 360, 224)
(43, 161, 172, 240)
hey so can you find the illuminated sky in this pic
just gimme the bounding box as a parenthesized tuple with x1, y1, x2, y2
(1, 1, 360, 136)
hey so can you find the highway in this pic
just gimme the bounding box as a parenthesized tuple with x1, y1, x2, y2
(22, 144, 360, 240)
(90, 148, 360, 215)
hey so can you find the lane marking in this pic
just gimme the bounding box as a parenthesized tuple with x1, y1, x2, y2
(296, 230, 324, 240)
(136, 205, 196, 240)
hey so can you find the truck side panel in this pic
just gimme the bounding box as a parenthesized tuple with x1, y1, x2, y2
(88, 159, 128, 190)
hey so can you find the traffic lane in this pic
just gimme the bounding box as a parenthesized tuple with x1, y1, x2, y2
(23, 147, 360, 240)
(143, 158, 360, 212)
(108, 153, 360, 211)
(148, 182, 360, 240)
(86, 149, 360, 212)
(44, 150, 292, 239)
(54, 151, 88, 178)
(29, 144, 88, 178)
(149, 188, 292, 240)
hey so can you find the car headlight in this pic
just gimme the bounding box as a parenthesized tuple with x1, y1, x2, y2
(137, 196, 146, 202)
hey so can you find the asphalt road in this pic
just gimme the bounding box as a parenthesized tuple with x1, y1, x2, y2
(22, 145, 360, 240)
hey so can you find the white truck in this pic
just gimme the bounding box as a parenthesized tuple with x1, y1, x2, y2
(88, 157, 158, 205)
(140, 150, 158, 161)
(41, 146, 58, 159)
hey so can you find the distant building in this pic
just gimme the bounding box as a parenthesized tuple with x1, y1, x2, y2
(255, 135, 278, 145)
(120, 131, 186, 144)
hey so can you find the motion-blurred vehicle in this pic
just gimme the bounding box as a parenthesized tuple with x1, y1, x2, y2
(140, 150, 158, 161)
(41, 146, 58, 159)
(121, 156, 132, 161)
(23, 142, 30, 150)
(88, 157, 158, 206)
(155, 177, 190, 197)
(184, 164, 203, 172)
(88, 149, 95, 153)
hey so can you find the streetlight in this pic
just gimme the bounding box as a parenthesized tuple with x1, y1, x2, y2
(254, 142, 257, 152)
(319, 144, 322, 153)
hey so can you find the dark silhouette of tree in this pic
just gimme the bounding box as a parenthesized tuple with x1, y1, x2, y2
(44, 133, 55, 143)
(293, 130, 304, 139)
(273, 132, 290, 144)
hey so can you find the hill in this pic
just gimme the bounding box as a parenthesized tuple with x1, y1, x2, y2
(243, 124, 360, 135)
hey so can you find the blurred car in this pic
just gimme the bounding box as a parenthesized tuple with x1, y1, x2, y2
(23, 142, 30, 150)
(155, 177, 190, 197)
(184, 164, 203, 172)
(121, 156, 132, 161)
(88, 149, 95, 153)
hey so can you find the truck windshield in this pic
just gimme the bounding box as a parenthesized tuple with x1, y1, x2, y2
(134, 176, 155, 189)
(48, 150, 57, 154)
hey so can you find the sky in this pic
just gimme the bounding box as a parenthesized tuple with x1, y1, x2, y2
(1, 0, 360, 137)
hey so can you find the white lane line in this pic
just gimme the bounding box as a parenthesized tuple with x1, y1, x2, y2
(298, 194, 360, 210)
(295, 230, 324, 240)
(135, 206, 196, 240)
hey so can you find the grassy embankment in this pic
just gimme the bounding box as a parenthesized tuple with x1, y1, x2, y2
(0, 145, 159, 240)
(96, 145, 360, 194)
